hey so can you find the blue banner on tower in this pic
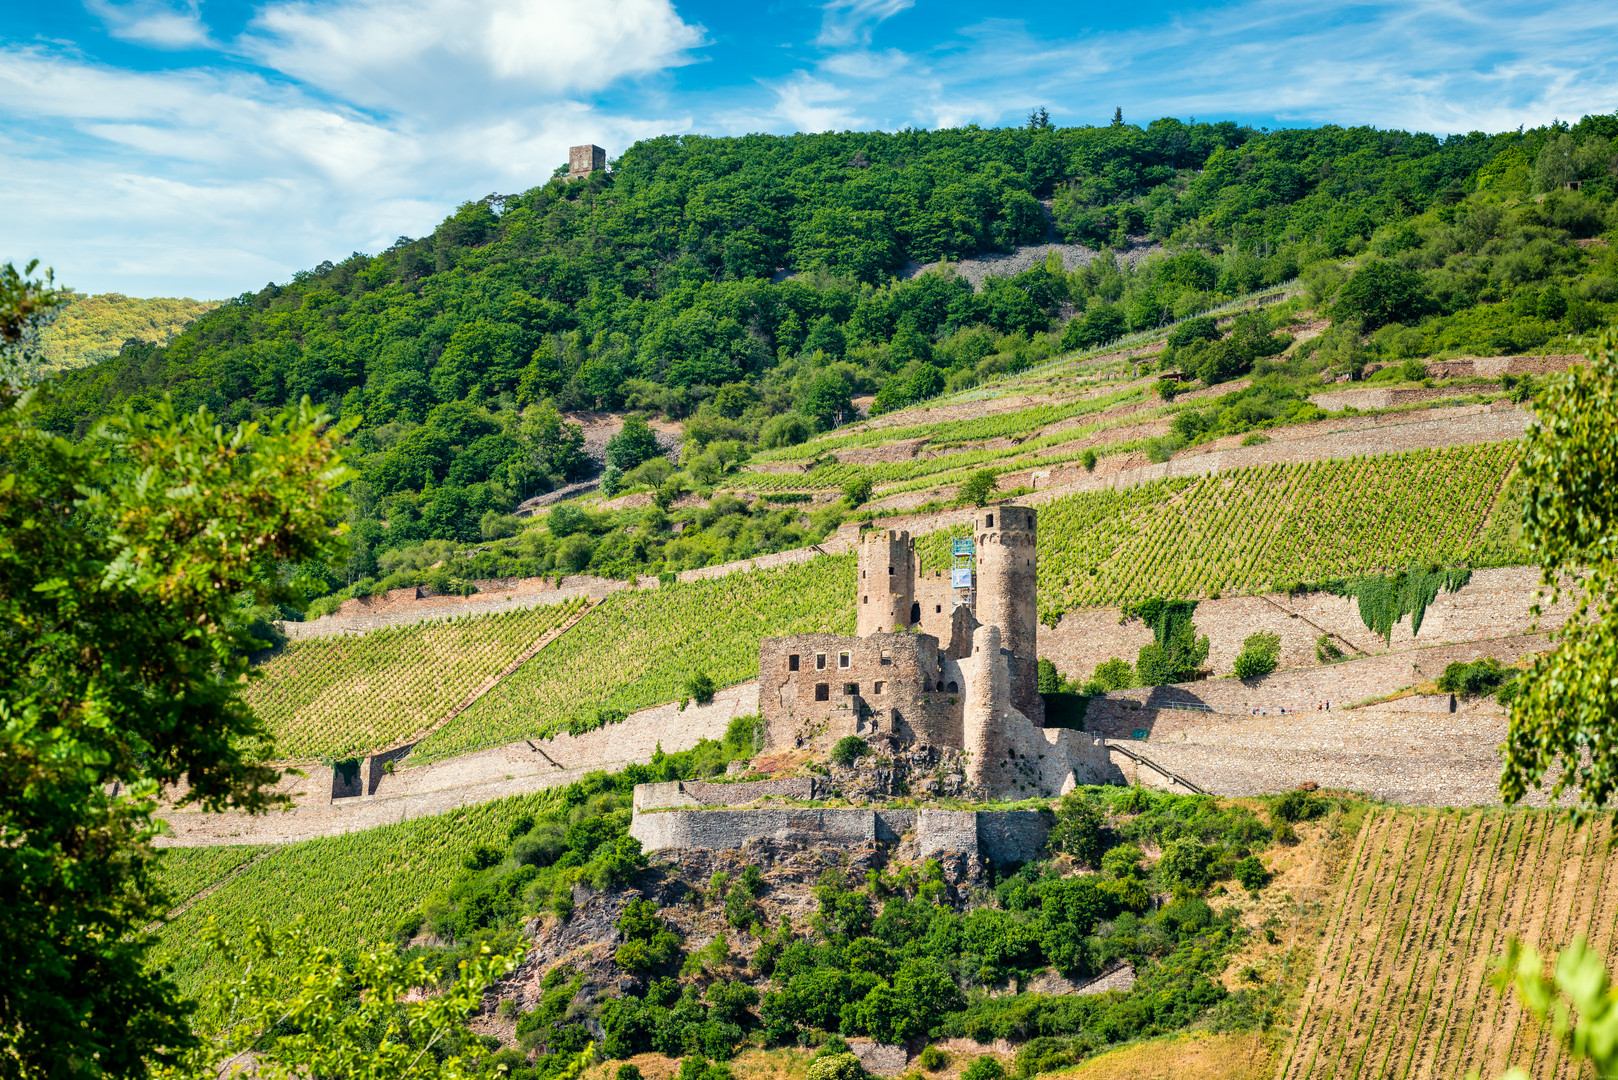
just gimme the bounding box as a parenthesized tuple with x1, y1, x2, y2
(951, 568, 973, 589)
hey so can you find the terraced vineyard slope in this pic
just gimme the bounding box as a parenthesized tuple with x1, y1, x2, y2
(151, 791, 552, 995)
(412, 556, 856, 762)
(1280, 807, 1618, 1080)
(911, 443, 1523, 621)
(246, 599, 587, 760)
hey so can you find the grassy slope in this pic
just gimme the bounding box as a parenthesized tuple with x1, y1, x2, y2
(247, 599, 587, 761)
(413, 556, 855, 761)
(150, 791, 553, 996)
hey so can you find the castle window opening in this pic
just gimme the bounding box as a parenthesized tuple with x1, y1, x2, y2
(936, 680, 944, 691)
(863, 595, 868, 604)
(874, 681, 885, 695)
(815, 683, 829, 701)
(880, 649, 891, 666)
(838, 651, 851, 668)
(909, 601, 921, 623)
(888, 566, 893, 575)
(947, 681, 958, 693)
(986, 514, 994, 527)
(844, 683, 858, 696)
(935, 605, 942, 613)
(788, 654, 800, 671)
(816, 653, 827, 670)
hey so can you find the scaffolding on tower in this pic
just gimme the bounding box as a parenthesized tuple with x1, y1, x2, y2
(951, 535, 974, 608)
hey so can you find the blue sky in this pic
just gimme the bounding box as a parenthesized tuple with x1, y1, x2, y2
(3, 0, 1616, 298)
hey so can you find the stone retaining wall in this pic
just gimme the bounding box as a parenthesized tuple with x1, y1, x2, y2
(1043, 568, 1566, 683)
(630, 804, 1051, 863)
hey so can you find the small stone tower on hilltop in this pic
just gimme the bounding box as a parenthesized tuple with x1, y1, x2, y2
(569, 144, 606, 178)
(972, 506, 1042, 724)
(856, 529, 915, 637)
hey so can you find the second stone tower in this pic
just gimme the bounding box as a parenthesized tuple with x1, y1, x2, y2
(972, 506, 1041, 724)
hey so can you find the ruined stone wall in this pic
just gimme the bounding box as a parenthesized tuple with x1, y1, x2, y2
(630, 802, 1053, 862)
(630, 808, 917, 852)
(758, 632, 961, 752)
(1041, 567, 1567, 683)
(631, 777, 828, 811)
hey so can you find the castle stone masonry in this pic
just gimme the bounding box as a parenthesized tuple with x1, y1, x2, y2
(758, 507, 1107, 798)
(568, 144, 606, 178)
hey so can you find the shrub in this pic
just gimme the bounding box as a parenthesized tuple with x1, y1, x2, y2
(601, 464, 623, 497)
(1081, 448, 1097, 472)
(1157, 838, 1215, 891)
(1232, 631, 1281, 679)
(1436, 656, 1512, 697)
(1240, 432, 1269, 446)
(807, 1053, 866, 1080)
(1101, 843, 1143, 878)
(759, 413, 811, 449)
(606, 416, 662, 471)
(1083, 657, 1135, 694)
(1272, 789, 1324, 823)
(842, 476, 874, 505)
(1037, 658, 1059, 694)
(683, 670, 716, 708)
(830, 735, 869, 767)
(618, 1067, 643, 1080)
(918, 1046, 949, 1071)
(956, 469, 999, 508)
(1315, 635, 1345, 663)
(1233, 856, 1270, 891)
(962, 1056, 1006, 1080)
(615, 898, 681, 971)
(1048, 794, 1106, 866)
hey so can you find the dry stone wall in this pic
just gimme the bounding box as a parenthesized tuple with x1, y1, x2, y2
(1042, 568, 1565, 684)
(630, 803, 1052, 863)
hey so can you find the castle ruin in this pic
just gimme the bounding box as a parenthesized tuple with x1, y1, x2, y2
(568, 144, 606, 178)
(758, 506, 1109, 798)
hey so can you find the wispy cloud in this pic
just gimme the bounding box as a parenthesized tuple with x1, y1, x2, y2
(815, 0, 914, 49)
(86, 0, 214, 50)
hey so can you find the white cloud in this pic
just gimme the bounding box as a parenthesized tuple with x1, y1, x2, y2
(243, 0, 706, 113)
(86, 0, 214, 49)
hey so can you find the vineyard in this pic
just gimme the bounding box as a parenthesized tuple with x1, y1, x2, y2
(245, 599, 587, 761)
(410, 556, 856, 763)
(151, 845, 269, 909)
(1280, 806, 1618, 1080)
(150, 791, 557, 995)
(739, 395, 1156, 494)
(911, 442, 1523, 621)
(747, 383, 1146, 466)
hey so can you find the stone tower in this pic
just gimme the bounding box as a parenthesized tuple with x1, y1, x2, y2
(973, 505, 1041, 723)
(856, 529, 915, 637)
(569, 144, 606, 178)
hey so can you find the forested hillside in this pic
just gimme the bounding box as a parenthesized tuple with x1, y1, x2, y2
(39, 115, 1618, 609)
(36, 291, 218, 373)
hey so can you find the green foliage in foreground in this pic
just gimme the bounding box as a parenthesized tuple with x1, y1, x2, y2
(168, 922, 522, 1080)
(1503, 331, 1618, 811)
(0, 257, 353, 1078)
(415, 556, 854, 760)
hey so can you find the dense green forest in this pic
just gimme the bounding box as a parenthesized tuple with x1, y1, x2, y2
(38, 114, 1618, 603)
